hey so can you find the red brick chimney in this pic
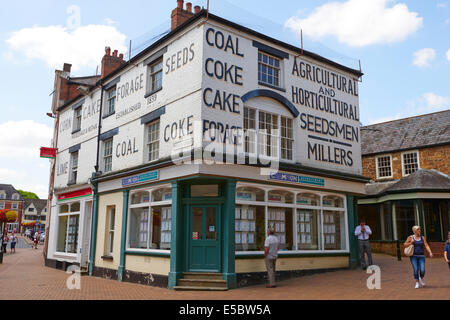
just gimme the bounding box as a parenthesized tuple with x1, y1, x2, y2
(101, 46, 126, 79)
(171, 0, 195, 31)
(58, 63, 80, 103)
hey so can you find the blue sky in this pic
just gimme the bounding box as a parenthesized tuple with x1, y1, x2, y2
(0, 0, 449, 198)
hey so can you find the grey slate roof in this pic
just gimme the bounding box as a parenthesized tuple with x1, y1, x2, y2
(364, 169, 450, 197)
(0, 184, 24, 201)
(23, 199, 48, 215)
(361, 110, 450, 155)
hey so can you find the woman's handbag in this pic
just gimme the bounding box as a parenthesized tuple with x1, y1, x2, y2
(404, 236, 414, 256)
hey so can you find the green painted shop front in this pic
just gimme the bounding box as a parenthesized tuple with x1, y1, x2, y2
(169, 177, 237, 289)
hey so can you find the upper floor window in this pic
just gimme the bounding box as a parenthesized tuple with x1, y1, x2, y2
(105, 87, 116, 116)
(12, 203, 18, 210)
(103, 139, 113, 173)
(73, 107, 82, 133)
(69, 152, 78, 184)
(147, 120, 160, 162)
(12, 193, 19, 200)
(243, 107, 293, 161)
(0, 202, 4, 209)
(376, 155, 393, 179)
(0, 193, 5, 199)
(147, 59, 163, 94)
(258, 52, 281, 88)
(28, 207, 34, 212)
(402, 151, 419, 176)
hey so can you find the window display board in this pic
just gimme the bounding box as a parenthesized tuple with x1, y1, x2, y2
(323, 212, 337, 249)
(297, 210, 313, 247)
(235, 206, 257, 250)
(268, 208, 286, 249)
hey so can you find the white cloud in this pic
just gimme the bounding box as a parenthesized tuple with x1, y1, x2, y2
(413, 48, 436, 67)
(0, 168, 27, 181)
(0, 120, 53, 159)
(422, 92, 450, 109)
(437, 3, 447, 8)
(446, 49, 450, 61)
(6, 24, 127, 71)
(284, 0, 423, 47)
(14, 183, 49, 200)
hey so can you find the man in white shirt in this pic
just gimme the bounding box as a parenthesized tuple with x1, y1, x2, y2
(354, 219, 373, 270)
(264, 227, 279, 288)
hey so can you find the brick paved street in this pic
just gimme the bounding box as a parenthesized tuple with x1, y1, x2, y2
(1, 238, 449, 300)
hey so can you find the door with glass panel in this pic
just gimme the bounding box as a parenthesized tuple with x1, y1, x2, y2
(188, 205, 221, 272)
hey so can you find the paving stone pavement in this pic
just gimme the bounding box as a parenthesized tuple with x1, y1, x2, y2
(0, 243, 449, 300)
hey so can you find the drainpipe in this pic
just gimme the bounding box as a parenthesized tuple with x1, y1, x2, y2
(88, 82, 104, 276)
(118, 190, 129, 281)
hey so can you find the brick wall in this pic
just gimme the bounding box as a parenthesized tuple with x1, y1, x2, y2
(362, 144, 450, 181)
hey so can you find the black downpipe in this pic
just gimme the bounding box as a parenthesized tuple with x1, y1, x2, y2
(94, 82, 104, 173)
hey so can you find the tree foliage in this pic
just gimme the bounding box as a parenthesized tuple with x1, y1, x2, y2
(17, 189, 39, 199)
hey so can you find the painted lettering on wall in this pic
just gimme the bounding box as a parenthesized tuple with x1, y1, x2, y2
(57, 162, 68, 176)
(59, 118, 71, 133)
(72, 123, 98, 139)
(164, 116, 194, 142)
(205, 28, 244, 57)
(202, 120, 242, 146)
(165, 44, 195, 75)
(83, 99, 101, 119)
(115, 138, 139, 158)
(116, 102, 141, 120)
(116, 74, 144, 101)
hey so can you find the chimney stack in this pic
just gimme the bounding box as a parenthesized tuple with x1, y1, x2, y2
(171, 0, 195, 31)
(194, 5, 201, 14)
(101, 47, 126, 79)
(63, 63, 72, 73)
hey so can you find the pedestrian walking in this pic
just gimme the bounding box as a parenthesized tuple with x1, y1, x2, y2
(2, 233, 9, 253)
(444, 231, 450, 270)
(404, 226, 433, 289)
(264, 227, 279, 288)
(354, 219, 373, 270)
(10, 233, 17, 254)
(33, 231, 39, 249)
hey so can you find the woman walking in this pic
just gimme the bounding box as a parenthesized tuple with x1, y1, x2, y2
(10, 233, 17, 253)
(404, 226, 433, 289)
(2, 233, 9, 253)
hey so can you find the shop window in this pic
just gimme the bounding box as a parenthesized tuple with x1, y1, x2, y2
(357, 204, 381, 240)
(268, 207, 293, 250)
(191, 185, 219, 197)
(268, 190, 293, 204)
(152, 188, 172, 202)
(57, 202, 80, 254)
(322, 195, 344, 208)
(394, 200, 416, 240)
(297, 209, 320, 250)
(243, 107, 257, 154)
(323, 210, 346, 250)
(236, 186, 265, 202)
(235, 205, 265, 251)
(131, 191, 150, 205)
(129, 208, 149, 249)
(297, 193, 320, 206)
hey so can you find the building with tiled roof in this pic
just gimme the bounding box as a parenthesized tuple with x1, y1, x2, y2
(358, 110, 450, 256)
(0, 184, 24, 233)
(22, 199, 48, 232)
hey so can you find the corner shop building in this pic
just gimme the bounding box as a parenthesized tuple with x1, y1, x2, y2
(47, 3, 367, 290)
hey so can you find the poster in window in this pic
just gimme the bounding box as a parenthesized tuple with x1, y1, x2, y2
(329, 215, 334, 223)
(241, 208, 248, 220)
(300, 213, 304, 222)
(300, 223, 305, 233)
(248, 233, 254, 244)
(235, 233, 241, 244)
(280, 235, 286, 244)
(242, 233, 247, 244)
(235, 208, 240, 220)
(330, 235, 335, 243)
(305, 224, 310, 233)
(280, 222, 285, 232)
(305, 214, 310, 222)
(248, 208, 254, 220)
(331, 225, 335, 233)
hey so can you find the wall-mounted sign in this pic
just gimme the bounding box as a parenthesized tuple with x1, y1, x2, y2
(269, 172, 325, 187)
(57, 188, 92, 202)
(121, 170, 159, 187)
(268, 195, 282, 202)
(40, 147, 57, 159)
(236, 192, 252, 200)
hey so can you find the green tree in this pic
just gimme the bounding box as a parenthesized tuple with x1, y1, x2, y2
(17, 190, 39, 199)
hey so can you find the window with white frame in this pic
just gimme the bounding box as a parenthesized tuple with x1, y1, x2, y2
(0, 202, 4, 209)
(235, 184, 348, 253)
(243, 107, 257, 154)
(147, 59, 163, 94)
(103, 139, 113, 173)
(147, 120, 160, 162)
(106, 206, 115, 256)
(56, 202, 80, 254)
(105, 86, 116, 116)
(280, 117, 293, 160)
(258, 111, 279, 158)
(258, 52, 281, 87)
(376, 155, 392, 178)
(72, 107, 82, 133)
(69, 152, 78, 184)
(402, 151, 419, 176)
(0, 193, 4, 199)
(12, 193, 19, 200)
(127, 187, 172, 251)
(12, 203, 18, 210)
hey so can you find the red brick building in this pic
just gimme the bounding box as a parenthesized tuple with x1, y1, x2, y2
(0, 184, 24, 233)
(357, 110, 450, 255)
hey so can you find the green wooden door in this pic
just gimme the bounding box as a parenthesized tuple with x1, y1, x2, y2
(188, 205, 221, 272)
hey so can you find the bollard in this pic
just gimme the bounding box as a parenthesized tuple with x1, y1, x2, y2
(396, 240, 401, 261)
(0, 251, 3, 264)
